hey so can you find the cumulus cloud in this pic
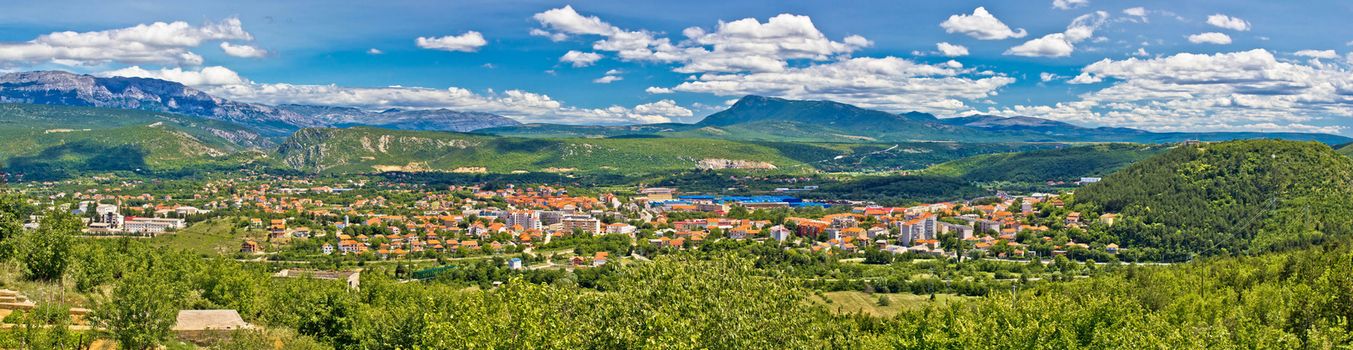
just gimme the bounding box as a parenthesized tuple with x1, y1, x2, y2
(671, 56, 1015, 114)
(415, 31, 487, 52)
(1188, 32, 1232, 45)
(531, 6, 1006, 114)
(1206, 14, 1251, 31)
(1006, 11, 1108, 57)
(1122, 7, 1147, 18)
(992, 49, 1353, 133)
(529, 28, 569, 42)
(533, 7, 871, 73)
(593, 74, 622, 84)
(99, 65, 688, 124)
(1052, 0, 1089, 10)
(559, 50, 603, 67)
(219, 42, 267, 58)
(677, 14, 872, 72)
(941, 7, 1027, 40)
(595, 69, 623, 83)
(936, 42, 969, 57)
(1294, 50, 1337, 59)
(367, 48, 383, 55)
(0, 18, 252, 66)
(551, 100, 692, 124)
(100, 65, 246, 86)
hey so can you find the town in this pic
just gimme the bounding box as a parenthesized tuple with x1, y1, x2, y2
(30, 172, 1124, 270)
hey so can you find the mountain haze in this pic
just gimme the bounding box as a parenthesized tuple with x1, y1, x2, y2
(486, 95, 1352, 144)
(0, 71, 523, 136)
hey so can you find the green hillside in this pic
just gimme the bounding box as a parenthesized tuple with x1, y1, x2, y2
(923, 143, 1167, 182)
(277, 127, 815, 175)
(1075, 140, 1353, 257)
(0, 104, 269, 180)
(1338, 143, 1353, 157)
(276, 127, 1067, 176)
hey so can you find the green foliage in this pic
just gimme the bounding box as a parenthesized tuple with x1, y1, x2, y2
(0, 104, 268, 180)
(93, 268, 186, 350)
(277, 127, 815, 175)
(924, 143, 1166, 182)
(1076, 140, 1353, 257)
(17, 211, 77, 281)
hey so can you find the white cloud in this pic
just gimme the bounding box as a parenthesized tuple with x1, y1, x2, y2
(1294, 50, 1338, 59)
(670, 56, 1015, 114)
(415, 31, 487, 52)
(1206, 14, 1251, 31)
(1123, 7, 1147, 18)
(941, 7, 1028, 40)
(559, 50, 603, 67)
(631, 99, 693, 120)
(367, 48, 383, 55)
(533, 7, 871, 73)
(1052, 0, 1089, 10)
(593, 74, 622, 84)
(219, 42, 267, 58)
(532, 6, 1005, 114)
(936, 42, 969, 57)
(676, 13, 871, 73)
(0, 18, 252, 66)
(99, 65, 245, 86)
(1040, 72, 1062, 82)
(997, 49, 1353, 133)
(529, 28, 568, 42)
(1134, 47, 1149, 57)
(1188, 32, 1232, 45)
(1005, 11, 1108, 57)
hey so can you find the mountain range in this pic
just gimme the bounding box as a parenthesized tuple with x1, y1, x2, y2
(0, 71, 519, 136)
(1, 70, 1352, 178)
(484, 95, 1351, 144)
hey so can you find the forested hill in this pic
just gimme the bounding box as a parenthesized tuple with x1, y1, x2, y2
(1075, 140, 1353, 258)
(923, 143, 1168, 182)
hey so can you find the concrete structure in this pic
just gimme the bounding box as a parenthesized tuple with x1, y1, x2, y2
(123, 217, 185, 235)
(560, 215, 601, 234)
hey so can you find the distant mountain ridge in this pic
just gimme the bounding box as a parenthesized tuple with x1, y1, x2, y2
(0, 71, 314, 136)
(484, 95, 1351, 144)
(277, 104, 521, 133)
(0, 71, 520, 136)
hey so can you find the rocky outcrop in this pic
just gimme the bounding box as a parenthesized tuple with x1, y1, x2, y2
(696, 158, 778, 170)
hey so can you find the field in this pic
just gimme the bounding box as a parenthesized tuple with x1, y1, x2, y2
(149, 218, 270, 256)
(812, 291, 966, 318)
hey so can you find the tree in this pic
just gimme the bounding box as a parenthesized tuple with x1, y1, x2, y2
(19, 212, 78, 281)
(93, 271, 183, 350)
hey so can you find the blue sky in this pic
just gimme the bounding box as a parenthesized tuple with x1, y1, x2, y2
(2, 0, 1352, 134)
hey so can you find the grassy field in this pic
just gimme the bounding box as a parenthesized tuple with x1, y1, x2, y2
(150, 218, 270, 256)
(813, 291, 965, 318)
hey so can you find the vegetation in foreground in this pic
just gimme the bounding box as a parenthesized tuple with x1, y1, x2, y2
(0, 193, 1352, 348)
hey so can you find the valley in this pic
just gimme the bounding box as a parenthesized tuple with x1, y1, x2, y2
(0, 74, 1351, 349)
